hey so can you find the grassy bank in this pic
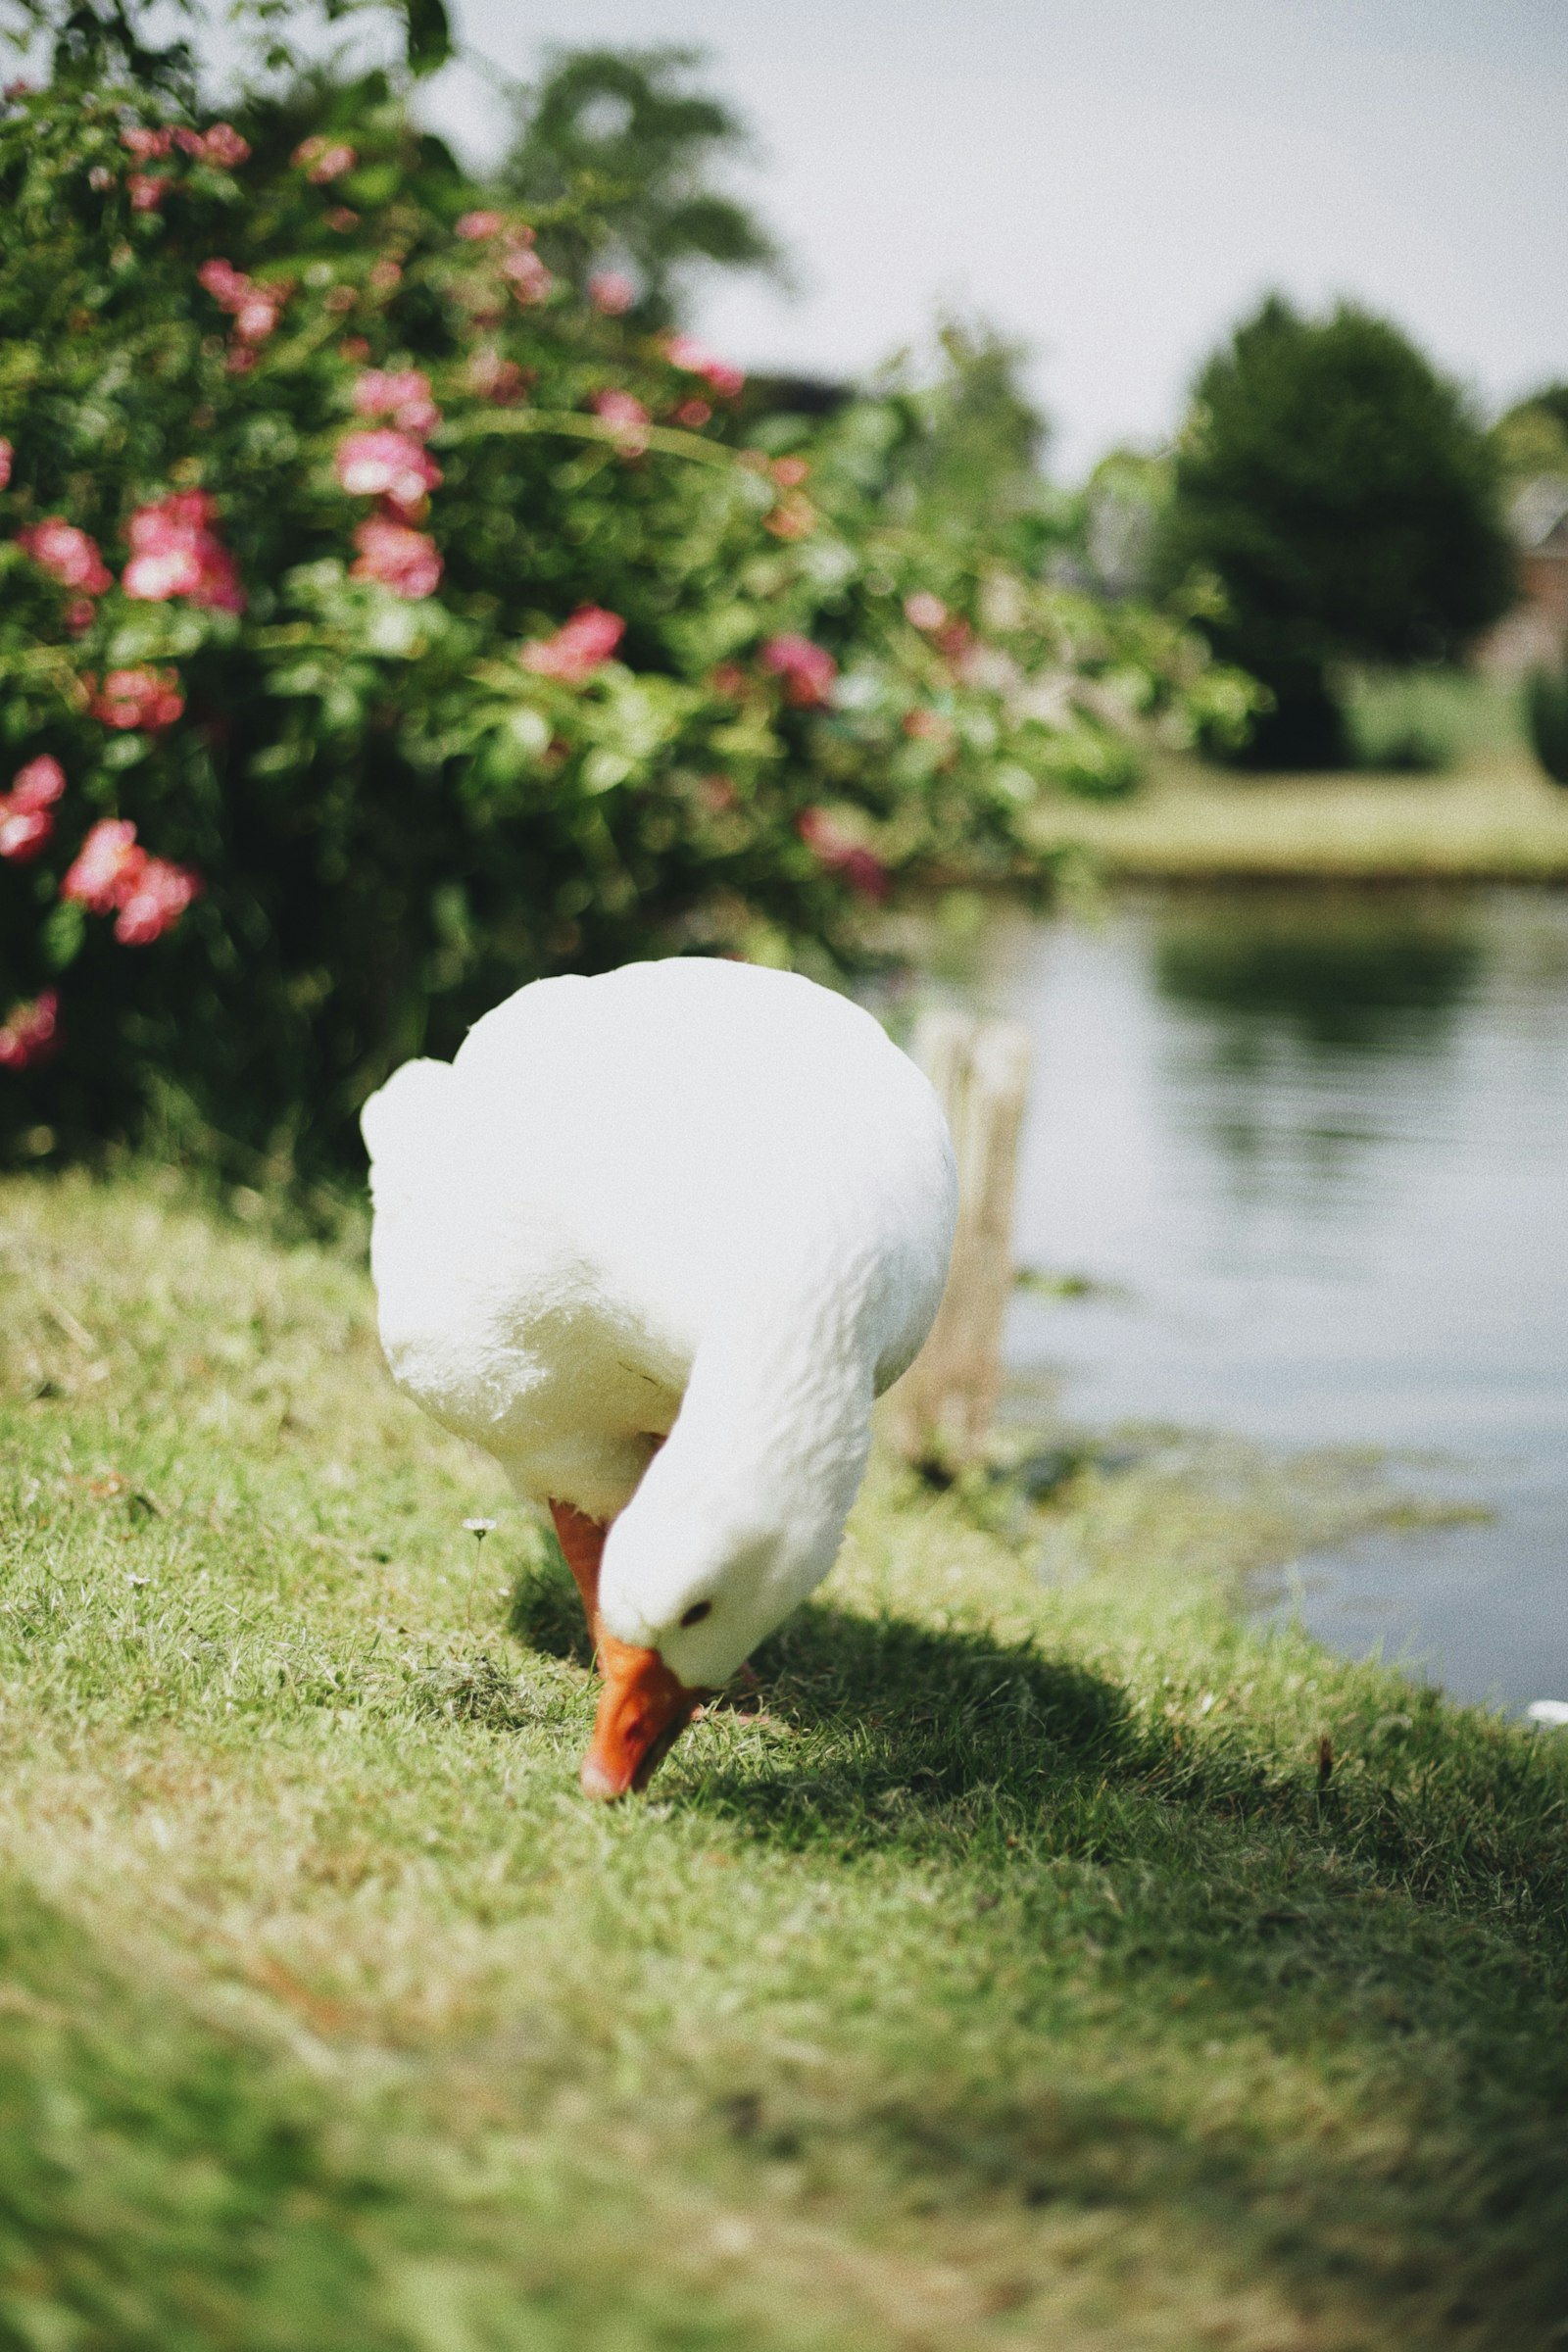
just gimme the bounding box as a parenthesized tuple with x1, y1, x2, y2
(1027, 674, 1568, 881)
(3, 1170, 1567, 2351)
(1030, 756, 1568, 883)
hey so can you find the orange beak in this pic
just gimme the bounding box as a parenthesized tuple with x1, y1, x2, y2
(579, 1628, 705, 1801)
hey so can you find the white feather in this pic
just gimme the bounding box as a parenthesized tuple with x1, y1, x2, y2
(362, 958, 956, 1687)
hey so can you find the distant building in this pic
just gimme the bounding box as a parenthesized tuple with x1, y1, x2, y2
(1475, 475, 1568, 676)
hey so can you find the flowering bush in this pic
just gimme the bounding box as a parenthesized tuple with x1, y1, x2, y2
(0, 70, 1248, 1173)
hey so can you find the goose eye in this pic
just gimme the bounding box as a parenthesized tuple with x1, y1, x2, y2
(680, 1599, 712, 1628)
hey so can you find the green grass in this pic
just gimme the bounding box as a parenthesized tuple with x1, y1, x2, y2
(1026, 675, 1568, 881)
(3, 1168, 1567, 2351)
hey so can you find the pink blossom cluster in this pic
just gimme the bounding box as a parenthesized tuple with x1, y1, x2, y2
(122, 122, 249, 167)
(0, 755, 66, 862)
(86, 667, 185, 732)
(455, 210, 505, 241)
(351, 515, 443, 599)
(0, 990, 59, 1072)
(292, 136, 356, 185)
(352, 368, 439, 437)
(759, 633, 837, 709)
(127, 172, 170, 212)
(122, 491, 244, 612)
(519, 605, 625, 684)
(904, 592, 949, 632)
(62, 818, 201, 945)
(197, 258, 288, 346)
(336, 364, 445, 597)
(665, 334, 745, 399)
(0, 437, 11, 489)
(592, 388, 651, 454)
(588, 270, 636, 317)
(797, 808, 890, 903)
(19, 518, 112, 596)
(334, 428, 441, 514)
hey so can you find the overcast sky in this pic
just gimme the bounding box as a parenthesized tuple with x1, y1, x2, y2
(302, 2, 1568, 476)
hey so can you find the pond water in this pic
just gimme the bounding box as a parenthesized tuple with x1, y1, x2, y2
(967, 885, 1568, 1713)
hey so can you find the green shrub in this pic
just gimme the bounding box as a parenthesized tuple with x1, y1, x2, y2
(1526, 665, 1568, 788)
(0, 70, 1244, 1175)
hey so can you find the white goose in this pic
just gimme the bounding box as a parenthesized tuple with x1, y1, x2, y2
(362, 957, 956, 1797)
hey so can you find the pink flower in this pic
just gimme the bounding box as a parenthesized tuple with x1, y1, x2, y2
(797, 808, 889, 902)
(665, 334, 745, 398)
(196, 256, 249, 308)
(455, 210, 504, 240)
(772, 457, 810, 489)
(352, 368, 440, 438)
(351, 515, 443, 600)
(237, 293, 285, 343)
(113, 855, 201, 945)
(87, 667, 185, 731)
(18, 519, 112, 596)
(588, 270, 636, 316)
(63, 817, 141, 909)
(61, 820, 200, 943)
(467, 347, 528, 404)
(519, 605, 625, 684)
(0, 807, 52, 858)
(293, 137, 356, 184)
(197, 259, 286, 343)
(592, 388, 651, 454)
(0, 991, 59, 1073)
(501, 247, 553, 305)
(0, 437, 11, 489)
(191, 122, 249, 168)
(121, 125, 172, 160)
(324, 206, 359, 233)
(122, 492, 244, 612)
(9, 756, 66, 813)
(904, 592, 948, 632)
(760, 633, 837, 708)
(368, 258, 402, 294)
(334, 428, 441, 514)
(672, 397, 711, 430)
(127, 172, 171, 212)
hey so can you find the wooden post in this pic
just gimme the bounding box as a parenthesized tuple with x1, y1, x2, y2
(885, 1009, 1032, 1471)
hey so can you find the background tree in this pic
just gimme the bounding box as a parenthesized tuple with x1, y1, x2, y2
(500, 46, 782, 327)
(1156, 296, 1514, 767)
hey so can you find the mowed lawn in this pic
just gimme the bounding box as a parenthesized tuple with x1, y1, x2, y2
(2, 1170, 1566, 2352)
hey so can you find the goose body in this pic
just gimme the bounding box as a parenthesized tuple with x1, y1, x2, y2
(362, 957, 956, 1790)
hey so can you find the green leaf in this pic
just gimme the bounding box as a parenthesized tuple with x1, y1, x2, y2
(43, 896, 84, 972)
(402, 0, 452, 75)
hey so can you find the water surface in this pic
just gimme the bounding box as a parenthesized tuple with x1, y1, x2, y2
(968, 886, 1568, 1710)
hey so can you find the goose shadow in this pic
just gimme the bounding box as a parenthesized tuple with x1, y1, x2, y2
(507, 1552, 1568, 2342)
(509, 1544, 1157, 1846)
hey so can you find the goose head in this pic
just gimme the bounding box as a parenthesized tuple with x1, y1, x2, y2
(580, 1435, 862, 1798)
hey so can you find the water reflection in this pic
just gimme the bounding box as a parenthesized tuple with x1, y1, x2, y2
(1154, 892, 1482, 1051)
(972, 885, 1568, 1710)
